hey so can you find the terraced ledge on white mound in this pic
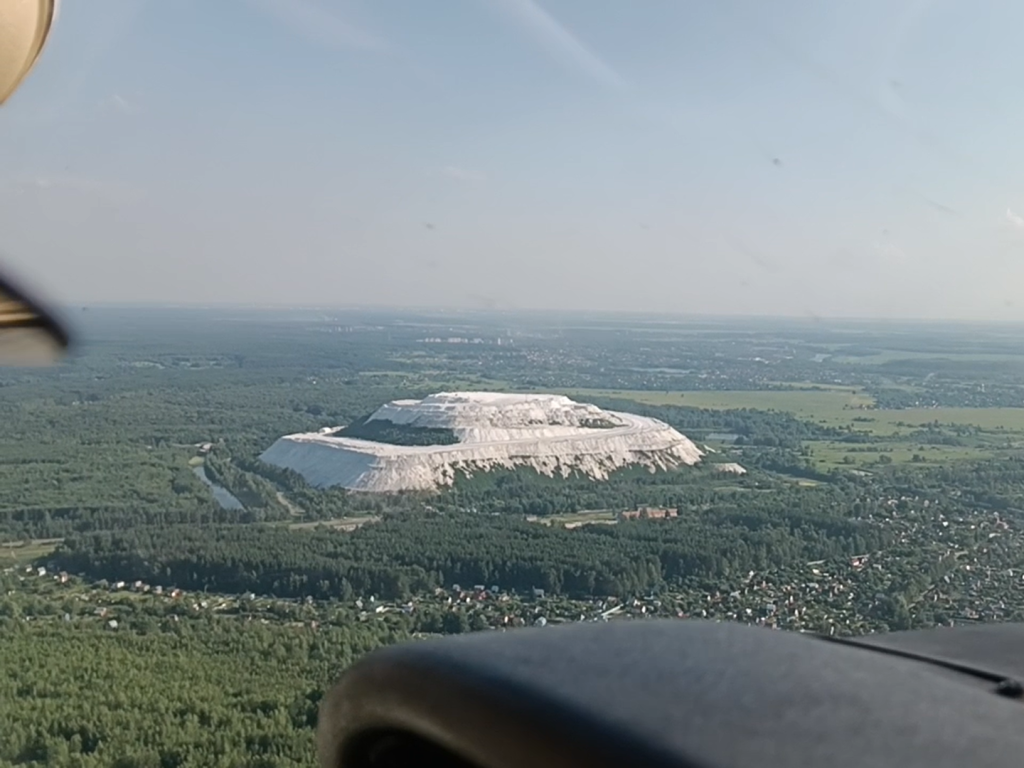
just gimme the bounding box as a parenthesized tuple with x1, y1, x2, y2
(260, 392, 704, 492)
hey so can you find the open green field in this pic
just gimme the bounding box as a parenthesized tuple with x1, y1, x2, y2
(287, 515, 380, 532)
(805, 441, 990, 471)
(361, 372, 512, 392)
(817, 406, 1024, 437)
(766, 381, 875, 391)
(568, 388, 1024, 436)
(831, 350, 1024, 365)
(860, 408, 1024, 434)
(1, 539, 61, 568)
(566, 387, 873, 420)
(527, 510, 617, 528)
(566, 386, 1024, 471)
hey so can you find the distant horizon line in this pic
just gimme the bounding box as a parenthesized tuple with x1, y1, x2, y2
(60, 301, 1024, 327)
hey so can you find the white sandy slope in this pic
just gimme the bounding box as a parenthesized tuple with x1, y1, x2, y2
(714, 462, 748, 475)
(260, 392, 704, 492)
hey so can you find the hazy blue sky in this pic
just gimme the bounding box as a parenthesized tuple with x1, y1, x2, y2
(2, 0, 1024, 319)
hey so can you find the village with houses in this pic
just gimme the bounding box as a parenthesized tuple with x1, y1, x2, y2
(3, 495, 1022, 639)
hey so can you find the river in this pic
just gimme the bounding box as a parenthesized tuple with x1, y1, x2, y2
(192, 464, 245, 510)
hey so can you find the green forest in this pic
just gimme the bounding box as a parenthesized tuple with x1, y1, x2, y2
(52, 500, 885, 600)
(5, 308, 1024, 767)
(0, 615, 399, 768)
(333, 416, 459, 446)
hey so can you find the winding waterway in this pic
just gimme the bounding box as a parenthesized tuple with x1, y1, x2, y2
(192, 464, 245, 510)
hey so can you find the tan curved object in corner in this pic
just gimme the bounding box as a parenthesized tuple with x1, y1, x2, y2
(0, 0, 57, 105)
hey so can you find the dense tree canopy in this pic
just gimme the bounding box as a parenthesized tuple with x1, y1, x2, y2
(0, 619, 399, 768)
(54, 498, 887, 600)
(6, 309, 1024, 767)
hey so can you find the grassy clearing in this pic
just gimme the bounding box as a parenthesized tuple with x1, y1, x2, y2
(275, 491, 303, 517)
(427, 377, 511, 391)
(836, 408, 1024, 437)
(832, 350, 1024, 365)
(806, 440, 989, 470)
(867, 408, 1024, 433)
(361, 372, 512, 392)
(1, 538, 61, 568)
(528, 510, 617, 528)
(566, 387, 873, 420)
(287, 515, 379, 532)
(766, 381, 870, 391)
(568, 387, 1024, 436)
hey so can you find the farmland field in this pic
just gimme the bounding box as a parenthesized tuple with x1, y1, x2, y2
(563, 383, 1024, 470)
(566, 388, 1024, 436)
(566, 388, 872, 419)
(804, 441, 991, 471)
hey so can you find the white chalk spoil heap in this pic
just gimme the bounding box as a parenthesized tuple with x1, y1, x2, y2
(260, 392, 703, 492)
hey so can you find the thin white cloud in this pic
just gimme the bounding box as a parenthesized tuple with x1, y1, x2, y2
(442, 166, 486, 183)
(1007, 208, 1024, 229)
(248, 0, 388, 52)
(487, 0, 626, 90)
